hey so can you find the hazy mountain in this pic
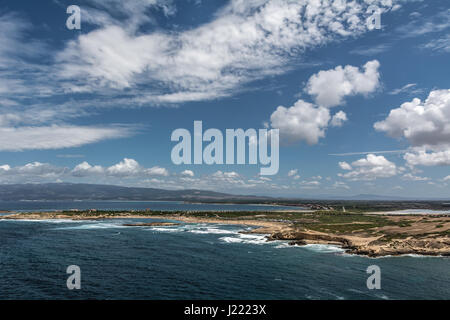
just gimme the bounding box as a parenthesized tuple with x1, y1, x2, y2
(0, 183, 269, 201)
(0, 183, 446, 202)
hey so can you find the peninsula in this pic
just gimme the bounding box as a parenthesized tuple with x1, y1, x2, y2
(3, 208, 449, 257)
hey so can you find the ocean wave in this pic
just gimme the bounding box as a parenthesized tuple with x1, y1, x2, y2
(147, 223, 239, 235)
(301, 244, 346, 253)
(150, 227, 180, 232)
(219, 233, 268, 245)
(274, 242, 291, 249)
(0, 218, 78, 223)
(188, 227, 238, 235)
(53, 222, 125, 230)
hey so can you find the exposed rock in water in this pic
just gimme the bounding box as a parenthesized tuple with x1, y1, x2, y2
(267, 231, 352, 247)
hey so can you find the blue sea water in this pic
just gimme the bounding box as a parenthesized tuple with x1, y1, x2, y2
(0, 200, 305, 212)
(0, 202, 449, 300)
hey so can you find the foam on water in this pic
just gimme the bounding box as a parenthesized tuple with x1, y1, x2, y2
(219, 233, 268, 245)
(150, 227, 180, 232)
(147, 223, 240, 235)
(301, 244, 346, 253)
(53, 222, 125, 230)
(0, 218, 79, 224)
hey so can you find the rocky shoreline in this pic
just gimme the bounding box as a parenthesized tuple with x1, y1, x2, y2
(2, 210, 449, 257)
(262, 230, 450, 257)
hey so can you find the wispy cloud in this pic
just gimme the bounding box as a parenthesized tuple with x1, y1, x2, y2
(329, 150, 408, 156)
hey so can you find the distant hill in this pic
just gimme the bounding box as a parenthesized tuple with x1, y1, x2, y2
(0, 183, 446, 202)
(0, 183, 269, 201)
(301, 193, 449, 201)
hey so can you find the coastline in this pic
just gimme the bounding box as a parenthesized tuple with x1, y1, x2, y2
(3, 210, 450, 258)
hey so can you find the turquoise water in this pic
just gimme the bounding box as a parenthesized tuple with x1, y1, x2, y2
(0, 202, 449, 300)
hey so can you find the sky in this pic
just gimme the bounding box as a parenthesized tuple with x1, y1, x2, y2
(0, 0, 449, 198)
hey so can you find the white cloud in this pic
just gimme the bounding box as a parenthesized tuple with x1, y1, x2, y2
(54, 1, 394, 103)
(270, 60, 380, 145)
(212, 171, 240, 179)
(330, 111, 348, 127)
(145, 166, 169, 176)
(181, 170, 194, 177)
(443, 175, 450, 181)
(76, 158, 171, 178)
(401, 173, 430, 181)
(287, 169, 301, 180)
(0, 158, 170, 183)
(375, 89, 450, 147)
(270, 99, 330, 145)
(403, 149, 450, 167)
(396, 8, 450, 38)
(287, 169, 298, 177)
(375, 89, 450, 167)
(332, 181, 350, 189)
(300, 180, 320, 186)
(338, 154, 398, 180)
(388, 83, 417, 95)
(107, 158, 141, 176)
(349, 43, 390, 56)
(305, 60, 380, 107)
(0, 1, 398, 153)
(72, 161, 104, 177)
(421, 34, 450, 53)
(339, 161, 352, 170)
(0, 162, 68, 183)
(0, 125, 133, 151)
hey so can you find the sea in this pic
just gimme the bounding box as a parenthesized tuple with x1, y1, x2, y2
(0, 201, 449, 300)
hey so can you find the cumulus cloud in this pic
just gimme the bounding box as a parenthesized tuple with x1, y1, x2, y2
(72, 161, 105, 177)
(403, 149, 450, 166)
(269, 60, 381, 145)
(270, 99, 330, 145)
(374, 89, 450, 167)
(0, 162, 69, 183)
(330, 111, 348, 127)
(374, 89, 450, 148)
(180, 170, 194, 177)
(338, 154, 398, 180)
(212, 171, 240, 179)
(105, 158, 169, 177)
(0, 1, 397, 152)
(0, 158, 170, 184)
(287, 169, 300, 180)
(107, 158, 141, 176)
(339, 161, 352, 170)
(145, 166, 169, 176)
(305, 60, 381, 107)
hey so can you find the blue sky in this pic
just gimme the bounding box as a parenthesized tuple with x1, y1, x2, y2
(0, 0, 449, 197)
